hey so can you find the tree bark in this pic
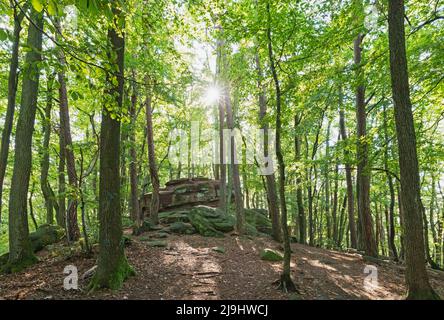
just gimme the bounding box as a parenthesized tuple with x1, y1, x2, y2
(40, 74, 58, 225)
(6, 7, 43, 272)
(383, 105, 399, 261)
(354, 32, 377, 257)
(338, 99, 357, 248)
(55, 20, 80, 242)
(57, 128, 66, 228)
(90, 7, 133, 290)
(294, 115, 306, 244)
(145, 90, 160, 225)
(267, 2, 296, 293)
(324, 119, 331, 242)
(225, 86, 245, 234)
(388, 0, 439, 299)
(0, 5, 24, 222)
(255, 51, 281, 242)
(216, 34, 227, 211)
(129, 74, 140, 227)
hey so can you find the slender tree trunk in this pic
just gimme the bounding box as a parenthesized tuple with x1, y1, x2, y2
(388, 0, 439, 299)
(6, 7, 43, 272)
(354, 31, 377, 257)
(0, 6, 24, 222)
(430, 176, 439, 265)
(324, 119, 331, 242)
(332, 159, 339, 246)
(129, 75, 140, 227)
(294, 115, 306, 244)
(120, 126, 129, 214)
(216, 35, 227, 210)
(256, 51, 281, 242)
(58, 129, 66, 228)
(337, 195, 347, 247)
(242, 151, 250, 209)
(40, 74, 58, 225)
(28, 181, 38, 230)
(225, 86, 245, 234)
(267, 2, 296, 292)
(397, 184, 405, 260)
(55, 20, 80, 242)
(90, 7, 133, 290)
(383, 105, 399, 261)
(145, 90, 160, 225)
(339, 98, 357, 248)
(422, 207, 438, 268)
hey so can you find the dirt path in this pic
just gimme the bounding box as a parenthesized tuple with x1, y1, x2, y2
(1, 231, 443, 300)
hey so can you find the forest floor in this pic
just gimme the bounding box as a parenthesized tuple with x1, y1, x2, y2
(1, 228, 444, 300)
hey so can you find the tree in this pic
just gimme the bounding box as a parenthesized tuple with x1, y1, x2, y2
(0, 3, 25, 222)
(40, 73, 58, 225)
(387, 0, 440, 300)
(55, 19, 80, 242)
(225, 81, 245, 234)
(338, 91, 357, 248)
(216, 32, 227, 211)
(255, 50, 281, 242)
(294, 115, 306, 244)
(4, 6, 43, 272)
(90, 4, 134, 290)
(354, 27, 377, 257)
(129, 73, 141, 227)
(145, 89, 160, 225)
(267, 2, 296, 293)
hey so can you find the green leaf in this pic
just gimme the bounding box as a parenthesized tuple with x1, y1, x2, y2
(31, 0, 44, 13)
(47, 0, 57, 16)
(0, 29, 7, 41)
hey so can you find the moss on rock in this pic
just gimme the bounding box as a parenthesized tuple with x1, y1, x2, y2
(260, 248, 284, 261)
(29, 224, 64, 252)
(188, 207, 225, 237)
(158, 211, 190, 224)
(245, 209, 273, 235)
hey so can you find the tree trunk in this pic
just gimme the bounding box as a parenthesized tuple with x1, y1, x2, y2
(55, 20, 80, 242)
(145, 91, 160, 225)
(430, 176, 439, 265)
(40, 74, 58, 225)
(216, 35, 227, 211)
(90, 7, 133, 290)
(0, 6, 24, 222)
(267, 2, 296, 293)
(129, 74, 140, 227)
(388, 0, 439, 299)
(324, 119, 331, 243)
(383, 105, 399, 261)
(332, 159, 339, 246)
(339, 97, 357, 248)
(225, 87, 245, 234)
(5, 8, 43, 272)
(57, 129, 66, 228)
(354, 32, 377, 257)
(294, 115, 306, 244)
(255, 51, 281, 242)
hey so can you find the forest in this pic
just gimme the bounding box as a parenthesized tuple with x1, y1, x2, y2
(0, 0, 443, 301)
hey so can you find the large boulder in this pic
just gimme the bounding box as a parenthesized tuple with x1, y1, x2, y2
(245, 209, 273, 235)
(29, 224, 65, 252)
(166, 221, 196, 235)
(151, 205, 272, 238)
(188, 207, 225, 237)
(158, 211, 190, 224)
(0, 225, 64, 271)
